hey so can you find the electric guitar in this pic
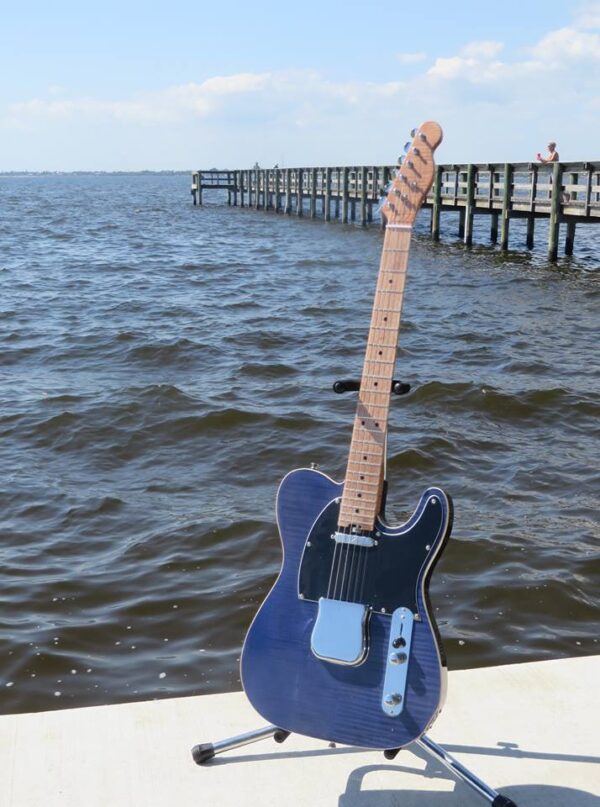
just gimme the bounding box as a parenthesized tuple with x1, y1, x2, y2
(241, 122, 452, 750)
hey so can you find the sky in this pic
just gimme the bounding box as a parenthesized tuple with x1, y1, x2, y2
(1, 0, 599, 170)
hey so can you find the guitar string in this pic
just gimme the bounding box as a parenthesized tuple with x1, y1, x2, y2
(339, 533, 353, 600)
(326, 538, 340, 599)
(347, 541, 359, 601)
(331, 534, 344, 599)
(330, 228, 410, 604)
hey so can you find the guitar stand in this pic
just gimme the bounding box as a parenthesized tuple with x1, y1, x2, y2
(191, 377, 516, 805)
(191, 725, 516, 806)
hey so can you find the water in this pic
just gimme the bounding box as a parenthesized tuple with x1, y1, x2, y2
(0, 174, 598, 715)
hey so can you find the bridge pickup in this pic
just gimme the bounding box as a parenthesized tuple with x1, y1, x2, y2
(381, 607, 415, 717)
(310, 598, 369, 666)
(333, 531, 375, 548)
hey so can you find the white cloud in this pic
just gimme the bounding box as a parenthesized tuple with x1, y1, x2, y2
(4, 71, 410, 128)
(460, 41, 504, 60)
(427, 40, 509, 82)
(575, 0, 600, 29)
(6, 73, 275, 126)
(532, 27, 600, 64)
(396, 51, 426, 64)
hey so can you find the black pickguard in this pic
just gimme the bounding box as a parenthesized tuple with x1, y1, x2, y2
(298, 495, 445, 614)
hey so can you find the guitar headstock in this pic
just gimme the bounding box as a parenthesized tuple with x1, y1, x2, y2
(381, 121, 443, 226)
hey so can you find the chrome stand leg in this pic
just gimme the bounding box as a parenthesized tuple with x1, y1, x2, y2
(193, 726, 517, 806)
(192, 725, 290, 765)
(416, 735, 517, 807)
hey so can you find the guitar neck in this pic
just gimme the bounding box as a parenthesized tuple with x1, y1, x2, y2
(338, 224, 413, 532)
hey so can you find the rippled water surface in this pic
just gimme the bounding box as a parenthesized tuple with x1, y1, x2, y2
(0, 174, 598, 715)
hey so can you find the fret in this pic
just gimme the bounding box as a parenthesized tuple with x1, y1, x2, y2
(367, 342, 396, 348)
(346, 470, 381, 478)
(382, 248, 409, 253)
(343, 486, 380, 495)
(362, 373, 400, 384)
(346, 460, 382, 468)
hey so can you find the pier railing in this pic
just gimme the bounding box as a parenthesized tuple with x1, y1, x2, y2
(191, 162, 600, 260)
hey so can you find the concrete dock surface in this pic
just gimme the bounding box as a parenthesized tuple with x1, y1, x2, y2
(1, 655, 598, 806)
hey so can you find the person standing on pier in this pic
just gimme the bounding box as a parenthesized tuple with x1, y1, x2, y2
(537, 142, 559, 162)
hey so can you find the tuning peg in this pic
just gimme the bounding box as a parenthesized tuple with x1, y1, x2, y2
(397, 156, 403, 166)
(410, 128, 418, 137)
(403, 141, 411, 153)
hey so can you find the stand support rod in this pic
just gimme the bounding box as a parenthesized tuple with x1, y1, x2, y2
(192, 725, 286, 765)
(416, 735, 512, 806)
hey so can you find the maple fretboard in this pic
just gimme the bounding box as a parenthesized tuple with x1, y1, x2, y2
(338, 224, 412, 532)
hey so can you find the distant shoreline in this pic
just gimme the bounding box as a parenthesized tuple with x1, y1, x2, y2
(0, 170, 191, 177)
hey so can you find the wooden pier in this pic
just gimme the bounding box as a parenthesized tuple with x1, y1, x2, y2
(191, 162, 600, 261)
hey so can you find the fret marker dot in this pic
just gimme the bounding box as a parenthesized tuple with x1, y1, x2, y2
(384, 317, 388, 322)
(378, 351, 382, 355)
(355, 509, 360, 513)
(360, 476, 364, 480)
(357, 493, 362, 498)
(363, 456, 367, 460)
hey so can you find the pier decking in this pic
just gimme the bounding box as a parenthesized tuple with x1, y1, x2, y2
(191, 162, 600, 261)
(1, 655, 598, 806)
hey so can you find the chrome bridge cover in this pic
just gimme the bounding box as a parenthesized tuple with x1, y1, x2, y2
(381, 607, 415, 716)
(310, 597, 369, 666)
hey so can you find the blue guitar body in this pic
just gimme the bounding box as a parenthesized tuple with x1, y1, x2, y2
(241, 467, 453, 750)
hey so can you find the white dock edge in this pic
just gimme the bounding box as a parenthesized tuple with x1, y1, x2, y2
(1, 655, 598, 807)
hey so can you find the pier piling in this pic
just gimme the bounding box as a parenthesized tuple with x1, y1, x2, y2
(500, 163, 513, 251)
(464, 164, 475, 246)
